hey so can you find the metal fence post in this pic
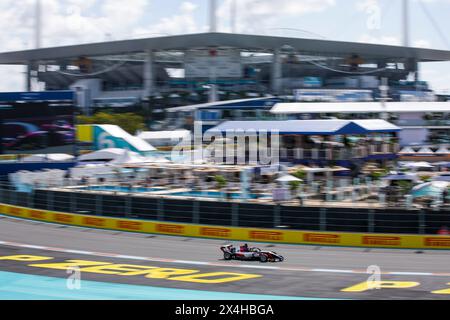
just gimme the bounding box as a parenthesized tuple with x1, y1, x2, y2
(11, 189, 17, 206)
(193, 201, 200, 224)
(27, 190, 34, 208)
(419, 210, 426, 235)
(95, 195, 103, 216)
(320, 208, 327, 231)
(157, 199, 164, 221)
(368, 210, 375, 233)
(125, 196, 132, 218)
(274, 204, 281, 228)
(70, 192, 76, 213)
(47, 191, 54, 211)
(231, 203, 239, 227)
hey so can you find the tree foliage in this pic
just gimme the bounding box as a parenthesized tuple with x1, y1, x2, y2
(214, 175, 228, 190)
(77, 112, 146, 134)
(293, 170, 306, 180)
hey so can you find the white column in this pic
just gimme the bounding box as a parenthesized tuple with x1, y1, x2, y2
(271, 49, 282, 94)
(26, 63, 33, 92)
(144, 50, 155, 97)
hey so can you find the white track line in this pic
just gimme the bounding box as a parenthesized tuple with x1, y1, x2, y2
(0, 240, 448, 277)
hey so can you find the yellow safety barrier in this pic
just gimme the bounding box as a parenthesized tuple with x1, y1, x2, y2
(1, 203, 450, 250)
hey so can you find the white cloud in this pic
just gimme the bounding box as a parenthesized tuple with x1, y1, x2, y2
(218, 0, 335, 34)
(0, 0, 152, 91)
(133, 1, 202, 37)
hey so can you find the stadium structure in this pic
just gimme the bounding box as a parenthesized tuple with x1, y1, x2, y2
(1, 32, 450, 110)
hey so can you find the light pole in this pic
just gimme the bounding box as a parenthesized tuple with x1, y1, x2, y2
(209, 0, 217, 33)
(35, 0, 42, 48)
(402, 0, 410, 47)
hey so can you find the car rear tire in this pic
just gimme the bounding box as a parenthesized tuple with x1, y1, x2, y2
(260, 254, 268, 263)
(224, 252, 232, 260)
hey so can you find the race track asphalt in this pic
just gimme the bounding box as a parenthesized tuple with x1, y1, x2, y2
(0, 215, 450, 300)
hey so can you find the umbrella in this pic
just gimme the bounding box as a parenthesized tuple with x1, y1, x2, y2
(109, 150, 147, 165)
(435, 162, 450, 168)
(411, 181, 449, 198)
(400, 162, 434, 169)
(434, 174, 450, 182)
(329, 166, 350, 172)
(417, 147, 435, 155)
(320, 141, 345, 148)
(436, 147, 450, 155)
(398, 147, 417, 155)
(382, 173, 419, 182)
(276, 174, 303, 183)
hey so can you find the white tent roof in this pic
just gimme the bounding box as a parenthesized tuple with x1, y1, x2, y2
(142, 156, 171, 164)
(271, 102, 450, 114)
(23, 154, 75, 162)
(110, 150, 147, 165)
(400, 161, 434, 169)
(276, 174, 303, 182)
(417, 147, 435, 154)
(137, 130, 190, 141)
(436, 147, 450, 154)
(78, 148, 136, 162)
(399, 147, 417, 154)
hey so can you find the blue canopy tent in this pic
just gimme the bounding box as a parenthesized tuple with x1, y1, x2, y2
(206, 119, 401, 136)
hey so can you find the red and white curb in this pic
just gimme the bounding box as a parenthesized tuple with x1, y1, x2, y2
(0, 240, 448, 277)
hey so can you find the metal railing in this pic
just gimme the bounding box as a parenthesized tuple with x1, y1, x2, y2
(277, 144, 398, 161)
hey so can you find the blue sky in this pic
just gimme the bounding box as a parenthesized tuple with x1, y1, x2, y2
(0, 0, 449, 92)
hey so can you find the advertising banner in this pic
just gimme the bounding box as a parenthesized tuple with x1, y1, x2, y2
(185, 49, 242, 79)
(1, 203, 450, 250)
(0, 91, 76, 155)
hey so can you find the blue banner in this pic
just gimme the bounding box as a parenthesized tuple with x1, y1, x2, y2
(0, 91, 74, 102)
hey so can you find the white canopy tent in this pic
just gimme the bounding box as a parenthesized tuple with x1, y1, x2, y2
(417, 147, 435, 155)
(22, 154, 75, 162)
(137, 130, 191, 147)
(270, 102, 450, 115)
(399, 162, 434, 170)
(436, 147, 450, 155)
(276, 174, 303, 183)
(398, 147, 417, 155)
(78, 148, 136, 162)
(109, 150, 147, 165)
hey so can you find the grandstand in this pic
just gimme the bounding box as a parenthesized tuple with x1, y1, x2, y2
(1, 32, 450, 109)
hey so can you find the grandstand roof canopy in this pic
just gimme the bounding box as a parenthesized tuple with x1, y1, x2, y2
(1, 33, 450, 65)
